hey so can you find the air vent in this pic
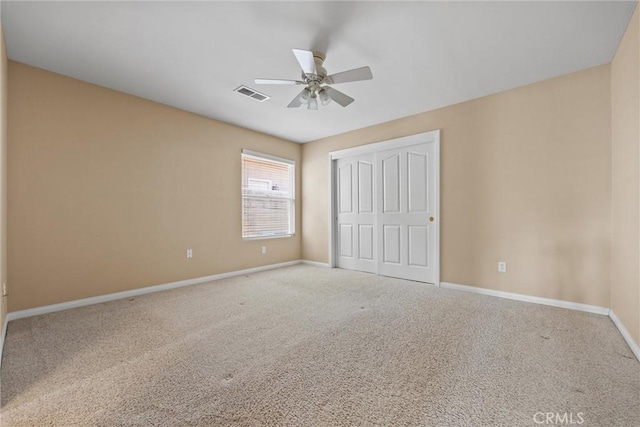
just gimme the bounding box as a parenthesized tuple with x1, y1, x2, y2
(234, 85, 270, 102)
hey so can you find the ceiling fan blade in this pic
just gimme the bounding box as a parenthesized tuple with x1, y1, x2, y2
(255, 79, 304, 85)
(292, 49, 316, 75)
(287, 89, 307, 108)
(324, 87, 354, 107)
(326, 66, 373, 84)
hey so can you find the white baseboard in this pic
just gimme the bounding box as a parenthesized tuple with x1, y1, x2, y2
(440, 282, 610, 316)
(0, 315, 8, 368)
(301, 260, 330, 268)
(609, 310, 640, 362)
(6, 260, 304, 322)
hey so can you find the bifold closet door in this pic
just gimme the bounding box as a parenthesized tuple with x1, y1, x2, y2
(336, 153, 376, 273)
(376, 143, 436, 283)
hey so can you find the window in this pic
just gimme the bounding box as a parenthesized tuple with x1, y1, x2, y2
(241, 150, 295, 239)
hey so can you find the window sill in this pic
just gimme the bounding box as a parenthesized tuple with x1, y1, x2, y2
(242, 234, 295, 241)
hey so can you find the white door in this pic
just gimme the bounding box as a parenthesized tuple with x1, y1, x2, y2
(336, 153, 376, 273)
(377, 143, 437, 283)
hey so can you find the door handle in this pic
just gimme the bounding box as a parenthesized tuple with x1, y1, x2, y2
(429, 216, 434, 222)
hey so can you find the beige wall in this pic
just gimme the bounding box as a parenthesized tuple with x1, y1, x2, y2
(303, 65, 612, 307)
(611, 6, 640, 346)
(7, 62, 302, 311)
(0, 26, 7, 328)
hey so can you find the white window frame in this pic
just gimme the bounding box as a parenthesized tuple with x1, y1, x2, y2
(241, 149, 296, 240)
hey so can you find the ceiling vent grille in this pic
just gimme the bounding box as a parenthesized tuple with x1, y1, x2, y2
(234, 85, 270, 102)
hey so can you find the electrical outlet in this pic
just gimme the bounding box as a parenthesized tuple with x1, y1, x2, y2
(186, 249, 193, 259)
(261, 246, 267, 255)
(2, 282, 6, 297)
(498, 261, 507, 273)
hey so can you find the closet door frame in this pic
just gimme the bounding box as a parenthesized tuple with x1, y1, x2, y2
(328, 129, 441, 286)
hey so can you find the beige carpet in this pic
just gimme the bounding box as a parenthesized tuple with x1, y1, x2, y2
(0, 265, 638, 426)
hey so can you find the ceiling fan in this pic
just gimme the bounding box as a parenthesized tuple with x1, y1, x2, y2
(254, 49, 373, 110)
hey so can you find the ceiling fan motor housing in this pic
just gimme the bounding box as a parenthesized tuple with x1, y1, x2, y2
(302, 51, 327, 82)
(312, 51, 326, 75)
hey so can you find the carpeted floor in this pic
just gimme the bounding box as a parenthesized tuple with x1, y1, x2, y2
(0, 265, 638, 426)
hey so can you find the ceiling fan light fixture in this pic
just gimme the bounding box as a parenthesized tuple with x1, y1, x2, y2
(298, 88, 311, 104)
(319, 88, 331, 106)
(308, 94, 318, 110)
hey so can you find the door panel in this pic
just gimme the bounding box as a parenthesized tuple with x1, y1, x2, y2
(339, 224, 353, 258)
(358, 224, 374, 260)
(383, 225, 401, 264)
(336, 153, 376, 273)
(377, 143, 437, 283)
(408, 151, 428, 213)
(358, 161, 374, 213)
(338, 163, 353, 214)
(382, 154, 401, 213)
(408, 225, 429, 267)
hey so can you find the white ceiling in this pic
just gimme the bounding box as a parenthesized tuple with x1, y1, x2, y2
(2, 1, 636, 143)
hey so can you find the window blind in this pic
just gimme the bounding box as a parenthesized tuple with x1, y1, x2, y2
(241, 150, 295, 239)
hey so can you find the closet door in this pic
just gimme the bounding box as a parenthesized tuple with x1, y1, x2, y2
(336, 153, 376, 273)
(377, 143, 436, 283)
